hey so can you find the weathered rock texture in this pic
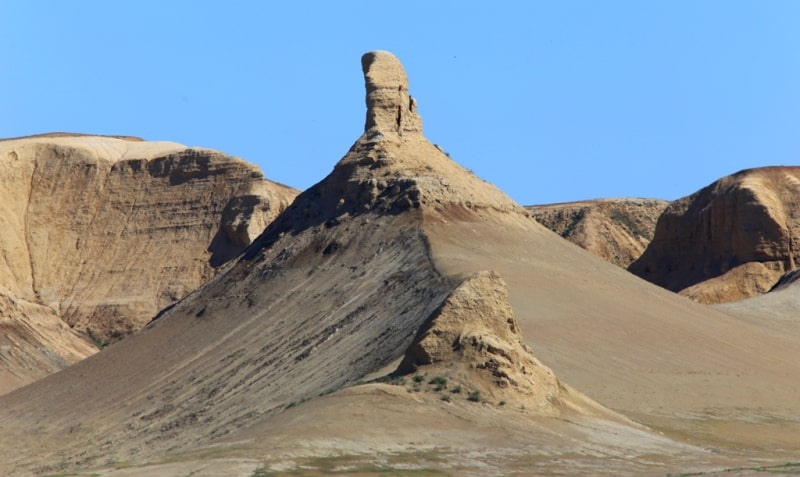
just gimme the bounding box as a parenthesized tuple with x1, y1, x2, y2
(362, 50, 423, 137)
(629, 167, 800, 303)
(527, 198, 668, 268)
(0, 294, 97, 395)
(398, 270, 566, 412)
(0, 134, 297, 391)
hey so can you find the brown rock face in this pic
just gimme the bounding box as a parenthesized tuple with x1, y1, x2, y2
(0, 135, 297, 391)
(629, 167, 800, 303)
(528, 198, 668, 268)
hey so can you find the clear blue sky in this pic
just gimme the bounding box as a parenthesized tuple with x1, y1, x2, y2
(3, 1, 799, 204)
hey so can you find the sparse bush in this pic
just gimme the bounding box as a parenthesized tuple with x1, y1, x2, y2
(498, 400, 506, 406)
(451, 385, 462, 394)
(440, 394, 451, 402)
(429, 376, 447, 391)
(413, 374, 425, 383)
(374, 375, 406, 386)
(87, 328, 108, 350)
(467, 390, 481, 402)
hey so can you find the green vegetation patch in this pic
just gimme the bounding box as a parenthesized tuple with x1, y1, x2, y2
(252, 453, 450, 476)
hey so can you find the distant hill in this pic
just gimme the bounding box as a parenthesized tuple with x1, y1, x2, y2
(527, 198, 668, 267)
(630, 167, 800, 303)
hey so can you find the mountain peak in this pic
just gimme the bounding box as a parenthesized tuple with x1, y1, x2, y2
(362, 50, 423, 139)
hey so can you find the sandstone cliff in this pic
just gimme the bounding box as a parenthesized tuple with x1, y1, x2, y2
(629, 167, 800, 303)
(527, 198, 668, 267)
(0, 134, 297, 391)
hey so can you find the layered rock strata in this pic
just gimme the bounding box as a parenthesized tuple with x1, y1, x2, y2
(630, 167, 800, 303)
(528, 198, 668, 268)
(0, 134, 297, 391)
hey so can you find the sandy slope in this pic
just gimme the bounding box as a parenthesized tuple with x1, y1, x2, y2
(425, 211, 800, 454)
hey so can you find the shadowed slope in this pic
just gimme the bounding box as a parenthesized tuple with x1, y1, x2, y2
(0, 162, 451, 474)
(0, 295, 96, 395)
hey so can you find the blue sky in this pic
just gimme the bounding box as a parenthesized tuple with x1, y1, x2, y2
(3, 1, 799, 204)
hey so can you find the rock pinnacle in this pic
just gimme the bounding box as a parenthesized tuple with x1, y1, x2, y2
(361, 51, 423, 138)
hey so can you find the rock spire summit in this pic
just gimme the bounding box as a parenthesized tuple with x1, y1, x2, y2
(361, 50, 423, 138)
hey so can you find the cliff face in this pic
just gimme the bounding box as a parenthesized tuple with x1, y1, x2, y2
(629, 167, 800, 303)
(0, 135, 298, 391)
(528, 198, 668, 268)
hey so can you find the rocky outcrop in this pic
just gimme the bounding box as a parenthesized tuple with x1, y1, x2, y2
(528, 198, 668, 268)
(0, 135, 297, 391)
(362, 50, 423, 137)
(629, 167, 800, 303)
(398, 270, 565, 412)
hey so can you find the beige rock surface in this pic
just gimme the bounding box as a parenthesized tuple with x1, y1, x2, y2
(629, 167, 800, 303)
(0, 52, 799, 477)
(0, 134, 297, 392)
(527, 198, 668, 267)
(398, 270, 569, 414)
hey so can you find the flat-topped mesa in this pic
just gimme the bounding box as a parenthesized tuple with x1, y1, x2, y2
(362, 50, 423, 138)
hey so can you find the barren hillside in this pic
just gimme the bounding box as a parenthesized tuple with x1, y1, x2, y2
(0, 51, 678, 477)
(1, 52, 799, 477)
(629, 167, 800, 303)
(527, 198, 668, 267)
(0, 135, 297, 393)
